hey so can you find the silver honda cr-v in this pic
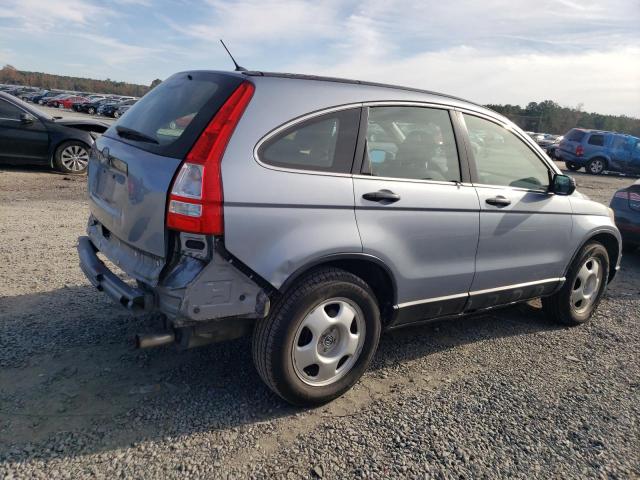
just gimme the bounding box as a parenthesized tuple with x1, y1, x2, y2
(78, 70, 621, 405)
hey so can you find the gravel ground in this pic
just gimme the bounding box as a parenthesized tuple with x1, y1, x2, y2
(0, 163, 638, 479)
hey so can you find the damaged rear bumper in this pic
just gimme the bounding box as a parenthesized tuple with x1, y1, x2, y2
(78, 222, 270, 331)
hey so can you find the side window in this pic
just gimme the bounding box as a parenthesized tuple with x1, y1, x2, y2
(259, 108, 360, 173)
(588, 134, 605, 146)
(462, 113, 550, 190)
(0, 99, 23, 120)
(364, 106, 461, 182)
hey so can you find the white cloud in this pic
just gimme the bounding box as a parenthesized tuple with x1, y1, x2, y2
(0, 0, 110, 32)
(288, 45, 640, 117)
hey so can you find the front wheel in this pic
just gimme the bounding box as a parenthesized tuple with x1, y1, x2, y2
(88, 107, 96, 115)
(542, 242, 609, 325)
(54, 141, 90, 174)
(252, 268, 381, 406)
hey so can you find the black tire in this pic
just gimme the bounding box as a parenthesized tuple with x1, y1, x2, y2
(53, 140, 90, 174)
(565, 162, 581, 171)
(113, 111, 120, 118)
(586, 157, 606, 175)
(88, 107, 96, 115)
(252, 267, 381, 406)
(542, 242, 609, 326)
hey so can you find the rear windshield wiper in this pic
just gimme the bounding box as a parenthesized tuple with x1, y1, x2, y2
(115, 126, 159, 144)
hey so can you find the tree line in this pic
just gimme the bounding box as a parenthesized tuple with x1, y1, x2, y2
(486, 100, 640, 137)
(0, 65, 162, 97)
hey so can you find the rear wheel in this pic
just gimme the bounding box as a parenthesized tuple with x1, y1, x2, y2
(88, 107, 96, 115)
(565, 162, 581, 171)
(54, 141, 90, 174)
(587, 158, 606, 175)
(542, 242, 609, 325)
(252, 268, 381, 406)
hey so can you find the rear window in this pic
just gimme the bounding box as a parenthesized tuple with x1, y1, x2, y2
(566, 129, 586, 142)
(588, 134, 605, 146)
(105, 71, 244, 158)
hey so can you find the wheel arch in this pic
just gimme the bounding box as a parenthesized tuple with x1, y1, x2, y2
(278, 254, 398, 324)
(565, 230, 620, 283)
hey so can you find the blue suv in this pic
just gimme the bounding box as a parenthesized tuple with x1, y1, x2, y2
(557, 128, 640, 175)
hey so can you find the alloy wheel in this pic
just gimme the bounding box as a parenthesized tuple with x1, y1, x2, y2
(589, 159, 604, 174)
(60, 145, 89, 172)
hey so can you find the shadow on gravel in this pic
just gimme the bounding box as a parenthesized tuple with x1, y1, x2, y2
(0, 273, 627, 463)
(0, 164, 55, 174)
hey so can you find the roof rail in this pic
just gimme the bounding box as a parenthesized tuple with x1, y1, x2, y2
(242, 71, 483, 108)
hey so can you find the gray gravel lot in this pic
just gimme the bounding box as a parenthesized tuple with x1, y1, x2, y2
(0, 163, 638, 479)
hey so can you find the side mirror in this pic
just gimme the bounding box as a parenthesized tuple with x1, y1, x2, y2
(20, 113, 35, 125)
(552, 173, 576, 196)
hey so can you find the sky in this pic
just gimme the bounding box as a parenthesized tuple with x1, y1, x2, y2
(0, 0, 638, 116)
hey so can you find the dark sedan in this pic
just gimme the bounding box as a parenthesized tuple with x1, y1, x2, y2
(99, 99, 136, 118)
(0, 92, 109, 174)
(610, 179, 640, 252)
(74, 98, 118, 115)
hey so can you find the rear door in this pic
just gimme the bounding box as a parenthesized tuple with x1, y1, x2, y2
(460, 112, 572, 310)
(353, 105, 479, 325)
(87, 71, 245, 258)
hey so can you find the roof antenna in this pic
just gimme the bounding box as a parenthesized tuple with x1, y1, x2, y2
(220, 39, 247, 72)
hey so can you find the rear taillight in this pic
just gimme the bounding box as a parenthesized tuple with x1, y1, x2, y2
(167, 81, 254, 234)
(575, 145, 584, 156)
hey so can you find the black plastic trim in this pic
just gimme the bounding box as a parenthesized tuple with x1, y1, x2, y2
(77, 236, 147, 310)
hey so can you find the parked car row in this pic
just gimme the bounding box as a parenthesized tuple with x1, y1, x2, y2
(0, 84, 138, 118)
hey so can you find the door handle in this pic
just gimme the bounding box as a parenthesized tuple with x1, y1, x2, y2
(362, 190, 401, 203)
(485, 195, 511, 207)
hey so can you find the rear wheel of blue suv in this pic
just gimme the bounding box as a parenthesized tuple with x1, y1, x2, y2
(77, 70, 622, 406)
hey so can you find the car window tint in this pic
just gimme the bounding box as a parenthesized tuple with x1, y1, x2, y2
(588, 134, 605, 146)
(463, 114, 550, 190)
(364, 106, 461, 182)
(260, 108, 360, 173)
(105, 72, 244, 159)
(0, 99, 22, 120)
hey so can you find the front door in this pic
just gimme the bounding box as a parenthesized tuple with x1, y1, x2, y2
(0, 99, 49, 164)
(353, 105, 480, 326)
(460, 112, 572, 310)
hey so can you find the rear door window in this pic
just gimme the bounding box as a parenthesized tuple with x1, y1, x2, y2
(105, 72, 244, 158)
(588, 134, 605, 146)
(364, 106, 461, 182)
(259, 108, 360, 173)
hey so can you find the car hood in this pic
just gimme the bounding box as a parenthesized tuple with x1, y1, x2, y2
(53, 118, 110, 129)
